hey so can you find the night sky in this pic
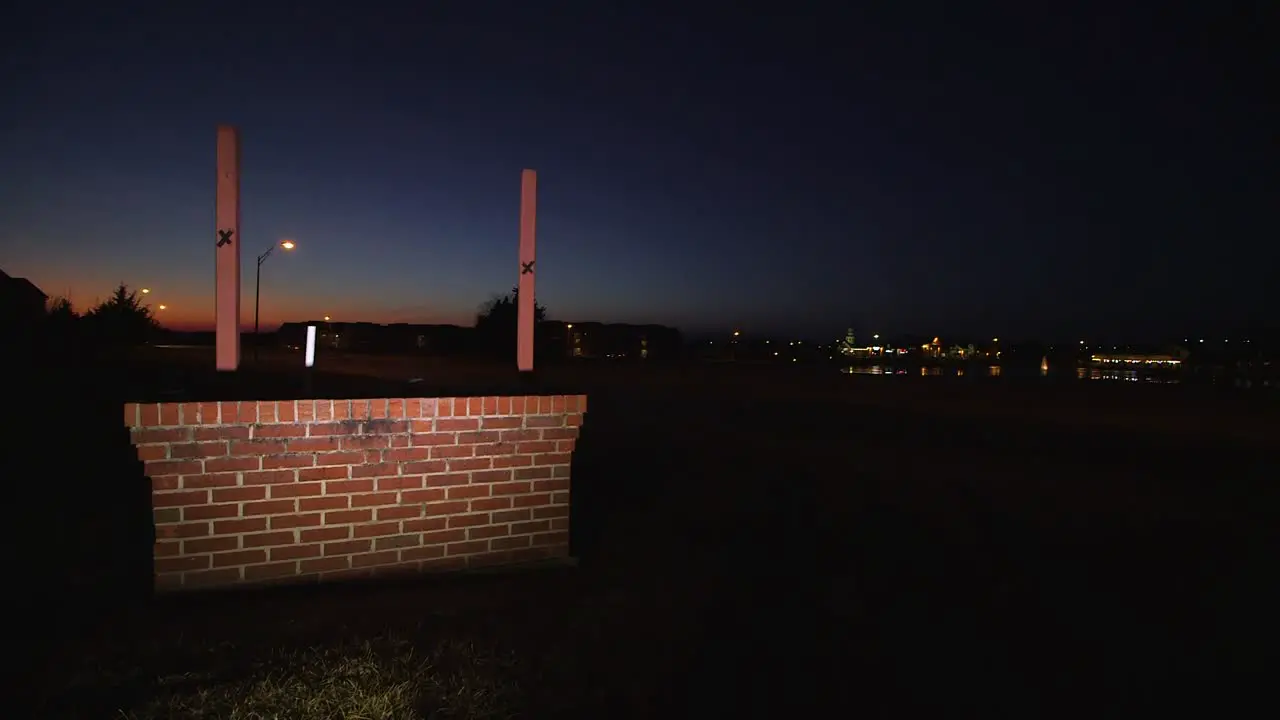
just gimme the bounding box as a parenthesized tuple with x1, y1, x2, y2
(2, 2, 1273, 341)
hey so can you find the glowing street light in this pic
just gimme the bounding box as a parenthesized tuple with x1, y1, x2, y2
(323, 315, 331, 322)
(254, 238, 297, 361)
(140, 288, 151, 295)
(157, 304, 167, 311)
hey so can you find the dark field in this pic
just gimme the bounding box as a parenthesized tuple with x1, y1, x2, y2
(15, 347, 1280, 717)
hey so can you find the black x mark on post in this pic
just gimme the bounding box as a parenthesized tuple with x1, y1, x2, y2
(217, 229, 235, 247)
(521, 260, 535, 275)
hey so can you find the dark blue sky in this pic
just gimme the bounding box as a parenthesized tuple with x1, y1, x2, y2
(2, 2, 1274, 341)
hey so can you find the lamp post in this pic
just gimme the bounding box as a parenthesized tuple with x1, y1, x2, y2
(254, 239, 296, 361)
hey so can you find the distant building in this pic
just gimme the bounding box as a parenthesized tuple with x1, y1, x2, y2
(0, 268, 48, 330)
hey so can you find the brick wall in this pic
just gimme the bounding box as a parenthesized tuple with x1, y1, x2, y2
(123, 396, 586, 592)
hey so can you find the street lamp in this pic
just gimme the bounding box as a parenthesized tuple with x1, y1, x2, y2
(254, 239, 296, 361)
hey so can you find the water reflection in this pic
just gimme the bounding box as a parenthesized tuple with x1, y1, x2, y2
(840, 364, 1179, 383)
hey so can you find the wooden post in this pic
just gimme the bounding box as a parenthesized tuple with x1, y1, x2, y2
(517, 169, 537, 373)
(215, 125, 242, 371)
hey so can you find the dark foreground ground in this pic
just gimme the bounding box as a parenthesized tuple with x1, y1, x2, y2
(12, 348, 1280, 718)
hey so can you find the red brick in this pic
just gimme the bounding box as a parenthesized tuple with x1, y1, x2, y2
(301, 526, 349, 543)
(515, 466, 553, 480)
(326, 478, 374, 494)
(447, 485, 490, 500)
(151, 476, 179, 491)
(353, 522, 398, 538)
(493, 509, 532, 523)
(420, 528, 467, 545)
(384, 448, 430, 462)
(447, 540, 488, 556)
(401, 488, 447, 504)
(482, 417, 524, 430)
(153, 490, 209, 508)
(471, 497, 512, 511)
(185, 568, 243, 587)
(182, 473, 240, 489)
(402, 545, 447, 562)
(516, 441, 556, 454)
(287, 437, 339, 452)
(351, 462, 399, 479)
(422, 473, 470, 487)
(145, 460, 203, 477)
(352, 550, 398, 568)
(232, 440, 287, 455)
(212, 549, 266, 567)
(533, 531, 570, 547)
(271, 544, 321, 561)
(271, 512, 322, 529)
(325, 509, 373, 525)
(185, 536, 239, 554)
(245, 562, 298, 581)
(243, 499, 296, 516)
(403, 460, 447, 474)
(533, 478, 571, 492)
(155, 522, 210, 539)
(447, 513, 491, 528)
(377, 476, 423, 491)
(316, 451, 364, 465)
(491, 481, 532, 496)
(468, 524, 509, 540)
(134, 428, 191, 444)
(206, 456, 261, 473)
(212, 486, 265, 503)
(350, 492, 397, 508)
(254, 424, 306, 438)
(299, 496, 348, 511)
(447, 457, 491, 472)
(490, 535, 532, 551)
(243, 531, 294, 548)
(216, 517, 268, 534)
(154, 540, 180, 556)
(376, 505, 424, 521)
(324, 539, 372, 556)
(269, 482, 323, 499)
(473, 469, 514, 484)
(300, 557, 349, 573)
(475, 442, 518, 457)
(512, 493, 553, 507)
(300, 466, 349, 482)
(374, 534, 419, 551)
(263, 454, 315, 469)
(534, 453, 572, 466)
(512, 520, 551, 535)
(436, 418, 479, 432)
(194, 426, 251, 441)
(156, 555, 210, 573)
(492, 455, 534, 468)
(243, 470, 297, 485)
(533, 505, 569, 519)
(431, 445, 474, 460)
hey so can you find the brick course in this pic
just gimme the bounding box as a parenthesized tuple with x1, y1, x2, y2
(124, 395, 586, 591)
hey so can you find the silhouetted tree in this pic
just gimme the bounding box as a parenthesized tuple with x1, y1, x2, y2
(83, 284, 161, 346)
(474, 286, 547, 357)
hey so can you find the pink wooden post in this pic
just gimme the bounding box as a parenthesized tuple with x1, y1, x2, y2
(517, 169, 537, 372)
(215, 125, 242, 371)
